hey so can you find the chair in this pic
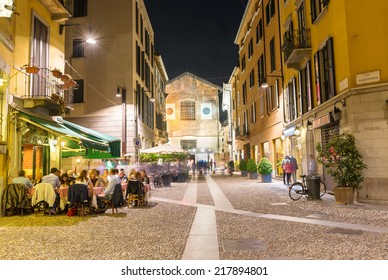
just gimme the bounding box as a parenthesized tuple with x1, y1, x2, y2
(111, 183, 124, 214)
(32, 183, 57, 216)
(1, 184, 29, 216)
(68, 184, 90, 216)
(126, 180, 144, 207)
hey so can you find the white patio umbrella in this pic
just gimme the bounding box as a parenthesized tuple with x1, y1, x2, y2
(140, 143, 186, 154)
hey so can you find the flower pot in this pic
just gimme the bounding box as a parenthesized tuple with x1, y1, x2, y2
(25, 66, 39, 74)
(52, 69, 63, 78)
(261, 173, 272, 183)
(249, 172, 258, 179)
(241, 170, 248, 177)
(333, 186, 354, 205)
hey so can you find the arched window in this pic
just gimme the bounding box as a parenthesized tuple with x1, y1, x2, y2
(180, 100, 195, 120)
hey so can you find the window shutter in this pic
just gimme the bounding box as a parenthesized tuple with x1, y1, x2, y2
(327, 37, 336, 98)
(314, 52, 321, 105)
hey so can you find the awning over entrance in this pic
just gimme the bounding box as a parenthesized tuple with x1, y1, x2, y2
(18, 111, 121, 159)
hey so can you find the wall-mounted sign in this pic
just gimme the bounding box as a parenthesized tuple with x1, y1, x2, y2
(201, 103, 212, 120)
(356, 70, 380, 85)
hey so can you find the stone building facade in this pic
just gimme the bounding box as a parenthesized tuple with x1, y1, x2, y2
(165, 72, 225, 166)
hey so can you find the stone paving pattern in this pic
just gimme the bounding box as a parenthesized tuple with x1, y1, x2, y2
(0, 174, 387, 260)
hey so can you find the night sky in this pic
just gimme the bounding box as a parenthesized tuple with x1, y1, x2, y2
(143, 0, 248, 86)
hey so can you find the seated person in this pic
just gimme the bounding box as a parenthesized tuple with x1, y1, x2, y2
(13, 170, 34, 188)
(99, 168, 120, 200)
(126, 172, 143, 197)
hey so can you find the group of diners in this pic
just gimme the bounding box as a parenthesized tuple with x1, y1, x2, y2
(12, 166, 151, 215)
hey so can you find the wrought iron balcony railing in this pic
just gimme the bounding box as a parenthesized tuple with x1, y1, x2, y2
(281, 29, 311, 67)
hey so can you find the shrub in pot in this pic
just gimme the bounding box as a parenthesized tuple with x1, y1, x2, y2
(258, 158, 273, 183)
(239, 159, 248, 176)
(247, 159, 258, 179)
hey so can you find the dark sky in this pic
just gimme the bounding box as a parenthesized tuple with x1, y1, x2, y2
(143, 0, 248, 86)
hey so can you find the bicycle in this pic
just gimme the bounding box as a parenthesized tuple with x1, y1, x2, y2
(289, 175, 327, 201)
(153, 173, 164, 188)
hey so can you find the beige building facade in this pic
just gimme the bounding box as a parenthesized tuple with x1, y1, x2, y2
(64, 0, 156, 164)
(165, 72, 224, 165)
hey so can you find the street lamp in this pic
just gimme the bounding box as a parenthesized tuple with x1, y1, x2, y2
(59, 23, 96, 44)
(260, 74, 283, 88)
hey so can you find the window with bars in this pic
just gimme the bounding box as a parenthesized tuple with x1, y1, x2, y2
(180, 100, 196, 120)
(181, 140, 197, 150)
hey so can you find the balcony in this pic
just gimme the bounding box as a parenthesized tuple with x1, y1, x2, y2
(235, 125, 249, 140)
(281, 29, 311, 70)
(12, 67, 75, 116)
(38, 0, 72, 21)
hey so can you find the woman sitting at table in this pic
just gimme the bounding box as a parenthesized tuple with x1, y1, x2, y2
(89, 169, 103, 188)
(75, 170, 94, 198)
(126, 172, 143, 206)
(59, 173, 71, 211)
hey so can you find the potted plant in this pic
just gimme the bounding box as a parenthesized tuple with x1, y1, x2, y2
(51, 68, 63, 78)
(316, 133, 367, 205)
(239, 159, 248, 177)
(247, 159, 258, 179)
(24, 64, 39, 74)
(258, 158, 273, 183)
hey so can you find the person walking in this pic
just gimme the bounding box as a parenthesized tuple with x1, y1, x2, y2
(282, 156, 292, 186)
(290, 155, 298, 183)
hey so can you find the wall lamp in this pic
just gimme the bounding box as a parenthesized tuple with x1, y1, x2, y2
(332, 100, 346, 122)
(260, 74, 283, 88)
(59, 23, 96, 44)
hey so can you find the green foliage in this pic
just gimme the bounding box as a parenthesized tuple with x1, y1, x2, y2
(247, 159, 257, 173)
(139, 152, 188, 163)
(316, 133, 366, 190)
(257, 158, 273, 175)
(239, 159, 247, 171)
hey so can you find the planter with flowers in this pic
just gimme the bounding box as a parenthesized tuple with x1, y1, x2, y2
(239, 159, 248, 177)
(316, 133, 367, 205)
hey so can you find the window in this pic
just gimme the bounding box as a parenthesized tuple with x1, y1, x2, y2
(311, 0, 330, 23)
(249, 69, 255, 88)
(256, 19, 263, 44)
(136, 43, 141, 76)
(73, 0, 87, 17)
(269, 37, 276, 72)
(72, 39, 84, 57)
(314, 37, 335, 105)
(241, 54, 246, 71)
(242, 82, 247, 105)
(180, 100, 195, 120)
(286, 78, 297, 121)
(251, 102, 256, 123)
(299, 61, 313, 114)
(260, 94, 264, 117)
(257, 55, 265, 86)
(181, 140, 197, 150)
(73, 79, 84, 103)
(266, 0, 275, 25)
(266, 80, 279, 113)
(248, 39, 253, 59)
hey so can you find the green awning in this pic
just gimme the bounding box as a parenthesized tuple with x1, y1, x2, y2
(18, 111, 121, 159)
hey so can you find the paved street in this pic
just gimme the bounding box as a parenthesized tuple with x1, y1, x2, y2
(0, 173, 387, 260)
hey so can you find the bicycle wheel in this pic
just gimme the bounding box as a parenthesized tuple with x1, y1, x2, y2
(289, 182, 304, 201)
(319, 180, 327, 197)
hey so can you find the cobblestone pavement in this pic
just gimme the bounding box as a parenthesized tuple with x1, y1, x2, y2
(0, 174, 387, 260)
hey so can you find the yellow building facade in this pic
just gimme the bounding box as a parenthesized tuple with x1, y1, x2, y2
(233, 0, 284, 177)
(280, 0, 388, 202)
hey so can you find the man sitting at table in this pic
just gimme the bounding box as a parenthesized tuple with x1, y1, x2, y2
(42, 167, 61, 214)
(99, 168, 120, 200)
(13, 170, 34, 188)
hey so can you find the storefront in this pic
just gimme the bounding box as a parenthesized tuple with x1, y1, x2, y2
(10, 109, 121, 181)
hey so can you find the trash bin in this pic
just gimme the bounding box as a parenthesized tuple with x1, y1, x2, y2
(306, 176, 321, 200)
